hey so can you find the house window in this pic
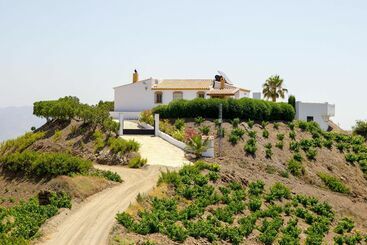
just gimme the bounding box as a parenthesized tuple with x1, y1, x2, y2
(197, 91, 205, 98)
(155, 92, 163, 104)
(307, 116, 314, 122)
(173, 91, 183, 100)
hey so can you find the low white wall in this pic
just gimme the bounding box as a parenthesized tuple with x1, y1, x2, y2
(295, 101, 335, 131)
(110, 111, 141, 120)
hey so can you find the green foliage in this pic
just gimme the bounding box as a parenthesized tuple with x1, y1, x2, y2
(186, 135, 209, 157)
(247, 120, 255, 129)
(199, 126, 210, 136)
(306, 148, 317, 160)
(153, 98, 295, 121)
(353, 120, 367, 140)
(248, 130, 257, 138)
(52, 130, 62, 142)
(248, 180, 265, 196)
(194, 116, 205, 125)
(108, 137, 140, 155)
(289, 130, 296, 140)
(228, 134, 240, 145)
(244, 138, 257, 155)
(288, 121, 295, 130)
(0, 192, 71, 241)
(317, 172, 350, 194)
(334, 217, 355, 234)
(0, 151, 92, 177)
(293, 152, 303, 162)
(33, 97, 117, 133)
(174, 119, 185, 130)
(93, 129, 106, 152)
(258, 217, 283, 244)
(128, 156, 147, 168)
(261, 121, 269, 128)
(231, 118, 240, 128)
(139, 110, 154, 125)
(275, 141, 284, 150)
(262, 129, 269, 138)
(0, 131, 45, 156)
(288, 95, 296, 110)
(265, 183, 291, 202)
(265, 143, 273, 159)
(273, 122, 280, 129)
(287, 159, 305, 176)
(249, 197, 262, 211)
(277, 133, 285, 141)
(90, 169, 122, 182)
(289, 141, 300, 152)
(279, 218, 301, 245)
(232, 128, 245, 138)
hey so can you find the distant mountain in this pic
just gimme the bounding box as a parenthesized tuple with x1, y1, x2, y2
(0, 106, 45, 142)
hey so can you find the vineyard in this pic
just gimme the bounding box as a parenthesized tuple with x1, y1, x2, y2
(113, 162, 367, 244)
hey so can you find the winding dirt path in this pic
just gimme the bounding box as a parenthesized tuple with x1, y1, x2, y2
(39, 164, 166, 245)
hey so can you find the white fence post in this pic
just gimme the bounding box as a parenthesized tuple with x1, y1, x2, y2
(154, 114, 160, 136)
(119, 113, 124, 136)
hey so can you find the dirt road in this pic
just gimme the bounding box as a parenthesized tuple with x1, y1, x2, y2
(39, 164, 166, 245)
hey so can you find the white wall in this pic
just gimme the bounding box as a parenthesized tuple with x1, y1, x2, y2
(295, 101, 335, 131)
(160, 90, 206, 104)
(114, 78, 156, 112)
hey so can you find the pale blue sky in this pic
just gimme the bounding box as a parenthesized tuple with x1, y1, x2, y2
(0, 0, 366, 129)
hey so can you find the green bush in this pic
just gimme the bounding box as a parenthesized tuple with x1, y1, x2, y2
(244, 138, 257, 155)
(247, 119, 255, 128)
(265, 183, 291, 202)
(334, 217, 355, 234)
(229, 134, 240, 145)
(139, 110, 154, 125)
(90, 169, 122, 182)
(289, 131, 296, 140)
(293, 153, 303, 162)
(289, 141, 300, 152)
(262, 129, 269, 138)
(199, 126, 210, 136)
(194, 116, 205, 125)
(153, 98, 295, 121)
(174, 119, 185, 130)
(249, 197, 262, 211)
(287, 159, 305, 176)
(352, 120, 367, 140)
(0, 151, 92, 177)
(248, 180, 265, 196)
(128, 156, 147, 168)
(248, 130, 257, 138)
(108, 137, 140, 154)
(275, 141, 284, 150)
(231, 118, 240, 128)
(273, 122, 280, 129)
(232, 128, 245, 138)
(265, 143, 273, 159)
(0, 192, 71, 241)
(288, 95, 296, 110)
(277, 133, 285, 141)
(317, 172, 350, 194)
(0, 131, 45, 156)
(306, 148, 317, 160)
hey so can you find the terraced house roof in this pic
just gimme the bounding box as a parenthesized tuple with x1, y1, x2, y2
(152, 79, 213, 90)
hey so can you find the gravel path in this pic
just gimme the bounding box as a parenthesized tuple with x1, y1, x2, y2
(38, 134, 188, 245)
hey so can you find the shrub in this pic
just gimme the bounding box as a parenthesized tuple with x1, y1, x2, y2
(287, 159, 305, 177)
(262, 129, 269, 138)
(289, 131, 296, 140)
(91, 169, 122, 182)
(265, 143, 273, 159)
(275, 141, 284, 150)
(232, 128, 245, 138)
(0, 131, 45, 156)
(139, 110, 154, 125)
(306, 148, 317, 160)
(108, 137, 140, 154)
(288, 95, 296, 109)
(199, 126, 210, 136)
(277, 133, 285, 141)
(231, 118, 240, 128)
(174, 119, 185, 130)
(244, 138, 257, 155)
(52, 130, 62, 142)
(323, 139, 333, 149)
(352, 120, 367, 140)
(261, 121, 269, 128)
(186, 135, 209, 157)
(273, 122, 280, 129)
(0, 151, 92, 177)
(172, 130, 184, 141)
(153, 98, 295, 121)
(247, 120, 255, 128)
(289, 141, 300, 152)
(128, 156, 147, 168)
(293, 153, 303, 162)
(194, 116, 205, 125)
(93, 130, 105, 151)
(317, 172, 350, 194)
(229, 134, 240, 145)
(249, 197, 262, 211)
(265, 183, 291, 202)
(248, 180, 265, 196)
(345, 153, 359, 164)
(334, 217, 355, 234)
(248, 130, 257, 138)
(298, 121, 309, 131)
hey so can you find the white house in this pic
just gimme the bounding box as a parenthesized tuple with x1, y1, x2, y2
(295, 101, 335, 131)
(112, 70, 250, 119)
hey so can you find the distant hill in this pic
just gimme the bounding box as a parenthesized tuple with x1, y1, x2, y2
(0, 106, 45, 142)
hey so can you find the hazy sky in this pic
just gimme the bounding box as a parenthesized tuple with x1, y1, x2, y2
(0, 0, 366, 129)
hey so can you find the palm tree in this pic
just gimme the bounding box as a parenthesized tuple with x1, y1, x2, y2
(262, 75, 288, 102)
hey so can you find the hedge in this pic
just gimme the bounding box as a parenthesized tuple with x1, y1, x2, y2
(153, 98, 295, 121)
(0, 151, 93, 177)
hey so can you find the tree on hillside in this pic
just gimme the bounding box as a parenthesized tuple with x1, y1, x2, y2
(353, 120, 367, 140)
(262, 75, 288, 102)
